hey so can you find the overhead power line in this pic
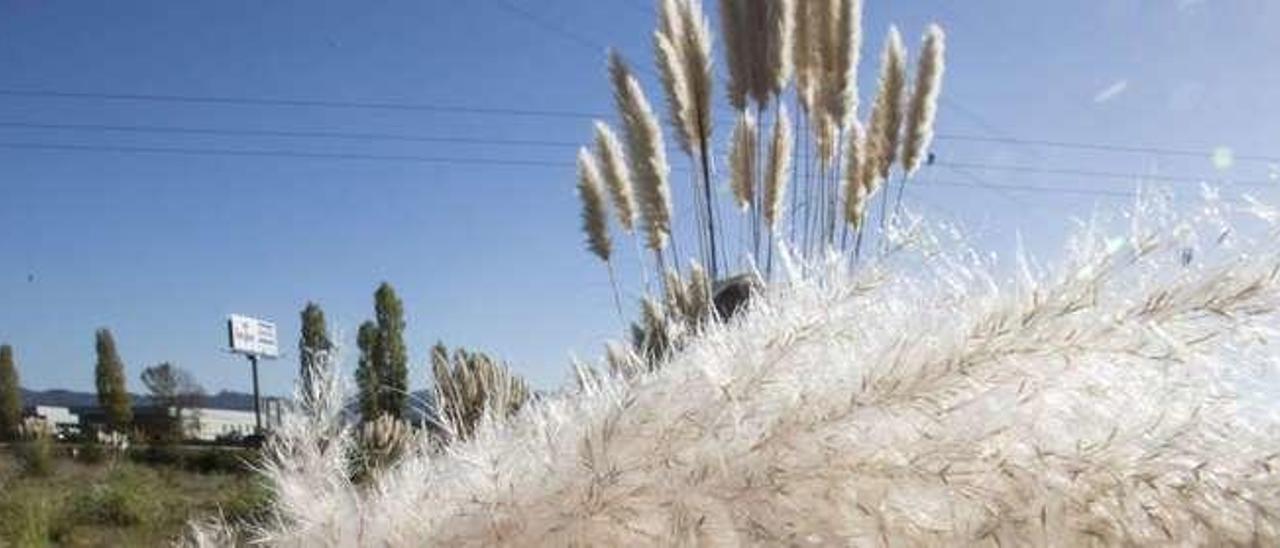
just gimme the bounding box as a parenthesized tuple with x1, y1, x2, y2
(0, 140, 1226, 200)
(4, 87, 1275, 165)
(0, 141, 571, 168)
(0, 121, 582, 148)
(937, 161, 1278, 188)
(936, 134, 1280, 165)
(3, 119, 1273, 190)
(0, 89, 602, 120)
(488, 0, 614, 57)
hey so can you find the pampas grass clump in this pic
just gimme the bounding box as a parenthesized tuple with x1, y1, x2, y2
(431, 344, 531, 442)
(357, 414, 414, 473)
(188, 196, 1280, 545)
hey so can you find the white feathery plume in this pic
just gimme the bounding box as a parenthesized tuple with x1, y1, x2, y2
(901, 24, 946, 176)
(745, 0, 770, 106)
(792, 0, 816, 116)
(677, 0, 714, 151)
(592, 121, 637, 232)
(728, 110, 757, 211)
(654, 0, 695, 155)
(766, 0, 794, 98)
(654, 32, 694, 156)
(815, 110, 838, 171)
(685, 260, 712, 325)
(871, 26, 907, 180)
(576, 147, 612, 262)
(764, 104, 793, 231)
(823, 0, 861, 128)
(842, 121, 868, 228)
(717, 0, 749, 110)
(662, 268, 689, 323)
(657, 0, 683, 40)
(861, 26, 906, 192)
(609, 51, 672, 252)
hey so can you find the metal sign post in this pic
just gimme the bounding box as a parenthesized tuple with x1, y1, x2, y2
(249, 354, 262, 434)
(227, 314, 279, 437)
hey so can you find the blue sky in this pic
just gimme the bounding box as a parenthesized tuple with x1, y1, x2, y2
(2, 0, 1277, 396)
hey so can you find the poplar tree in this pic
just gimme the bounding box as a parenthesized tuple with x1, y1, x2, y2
(355, 321, 380, 420)
(373, 283, 408, 420)
(94, 328, 133, 431)
(0, 344, 21, 440)
(299, 302, 333, 396)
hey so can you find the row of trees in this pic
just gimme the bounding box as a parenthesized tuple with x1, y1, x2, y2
(296, 284, 411, 422)
(1, 281, 520, 440)
(0, 331, 202, 442)
(301, 282, 529, 439)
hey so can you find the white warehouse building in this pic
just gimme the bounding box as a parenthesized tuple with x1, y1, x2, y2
(186, 401, 283, 441)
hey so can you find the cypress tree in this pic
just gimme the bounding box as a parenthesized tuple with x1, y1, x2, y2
(0, 344, 21, 440)
(355, 321, 380, 420)
(94, 328, 133, 431)
(373, 282, 409, 420)
(299, 302, 333, 396)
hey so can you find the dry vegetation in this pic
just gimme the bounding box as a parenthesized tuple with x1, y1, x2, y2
(0, 446, 266, 546)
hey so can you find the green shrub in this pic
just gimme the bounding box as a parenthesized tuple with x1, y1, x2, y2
(187, 448, 250, 475)
(128, 444, 183, 468)
(0, 489, 56, 547)
(16, 435, 55, 477)
(126, 444, 256, 475)
(71, 465, 165, 527)
(220, 480, 273, 524)
(77, 439, 107, 464)
(0, 483, 77, 546)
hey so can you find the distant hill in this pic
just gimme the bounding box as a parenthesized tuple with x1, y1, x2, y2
(19, 388, 270, 411)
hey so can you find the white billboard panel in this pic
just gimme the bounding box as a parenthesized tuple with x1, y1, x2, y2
(228, 314, 279, 358)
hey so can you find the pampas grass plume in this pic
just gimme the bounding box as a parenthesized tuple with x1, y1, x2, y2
(655, 31, 694, 155)
(655, 0, 695, 155)
(728, 109, 757, 210)
(717, 0, 749, 110)
(766, 0, 794, 97)
(592, 121, 637, 232)
(638, 295, 671, 362)
(842, 121, 868, 227)
(791, 0, 816, 115)
(609, 51, 672, 252)
(685, 260, 712, 326)
(764, 104, 793, 231)
(823, 0, 861, 127)
(677, 0, 714, 147)
(871, 26, 907, 179)
(902, 24, 946, 176)
(576, 147, 612, 262)
(663, 267, 690, 318)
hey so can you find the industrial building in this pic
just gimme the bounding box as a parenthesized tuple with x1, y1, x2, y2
(69, 398, 284, 442)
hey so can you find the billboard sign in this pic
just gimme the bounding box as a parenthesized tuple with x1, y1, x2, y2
(228, 314, 279, 358)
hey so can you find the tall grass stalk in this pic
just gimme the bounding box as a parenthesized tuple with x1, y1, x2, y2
(764, 104, 793, 276)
